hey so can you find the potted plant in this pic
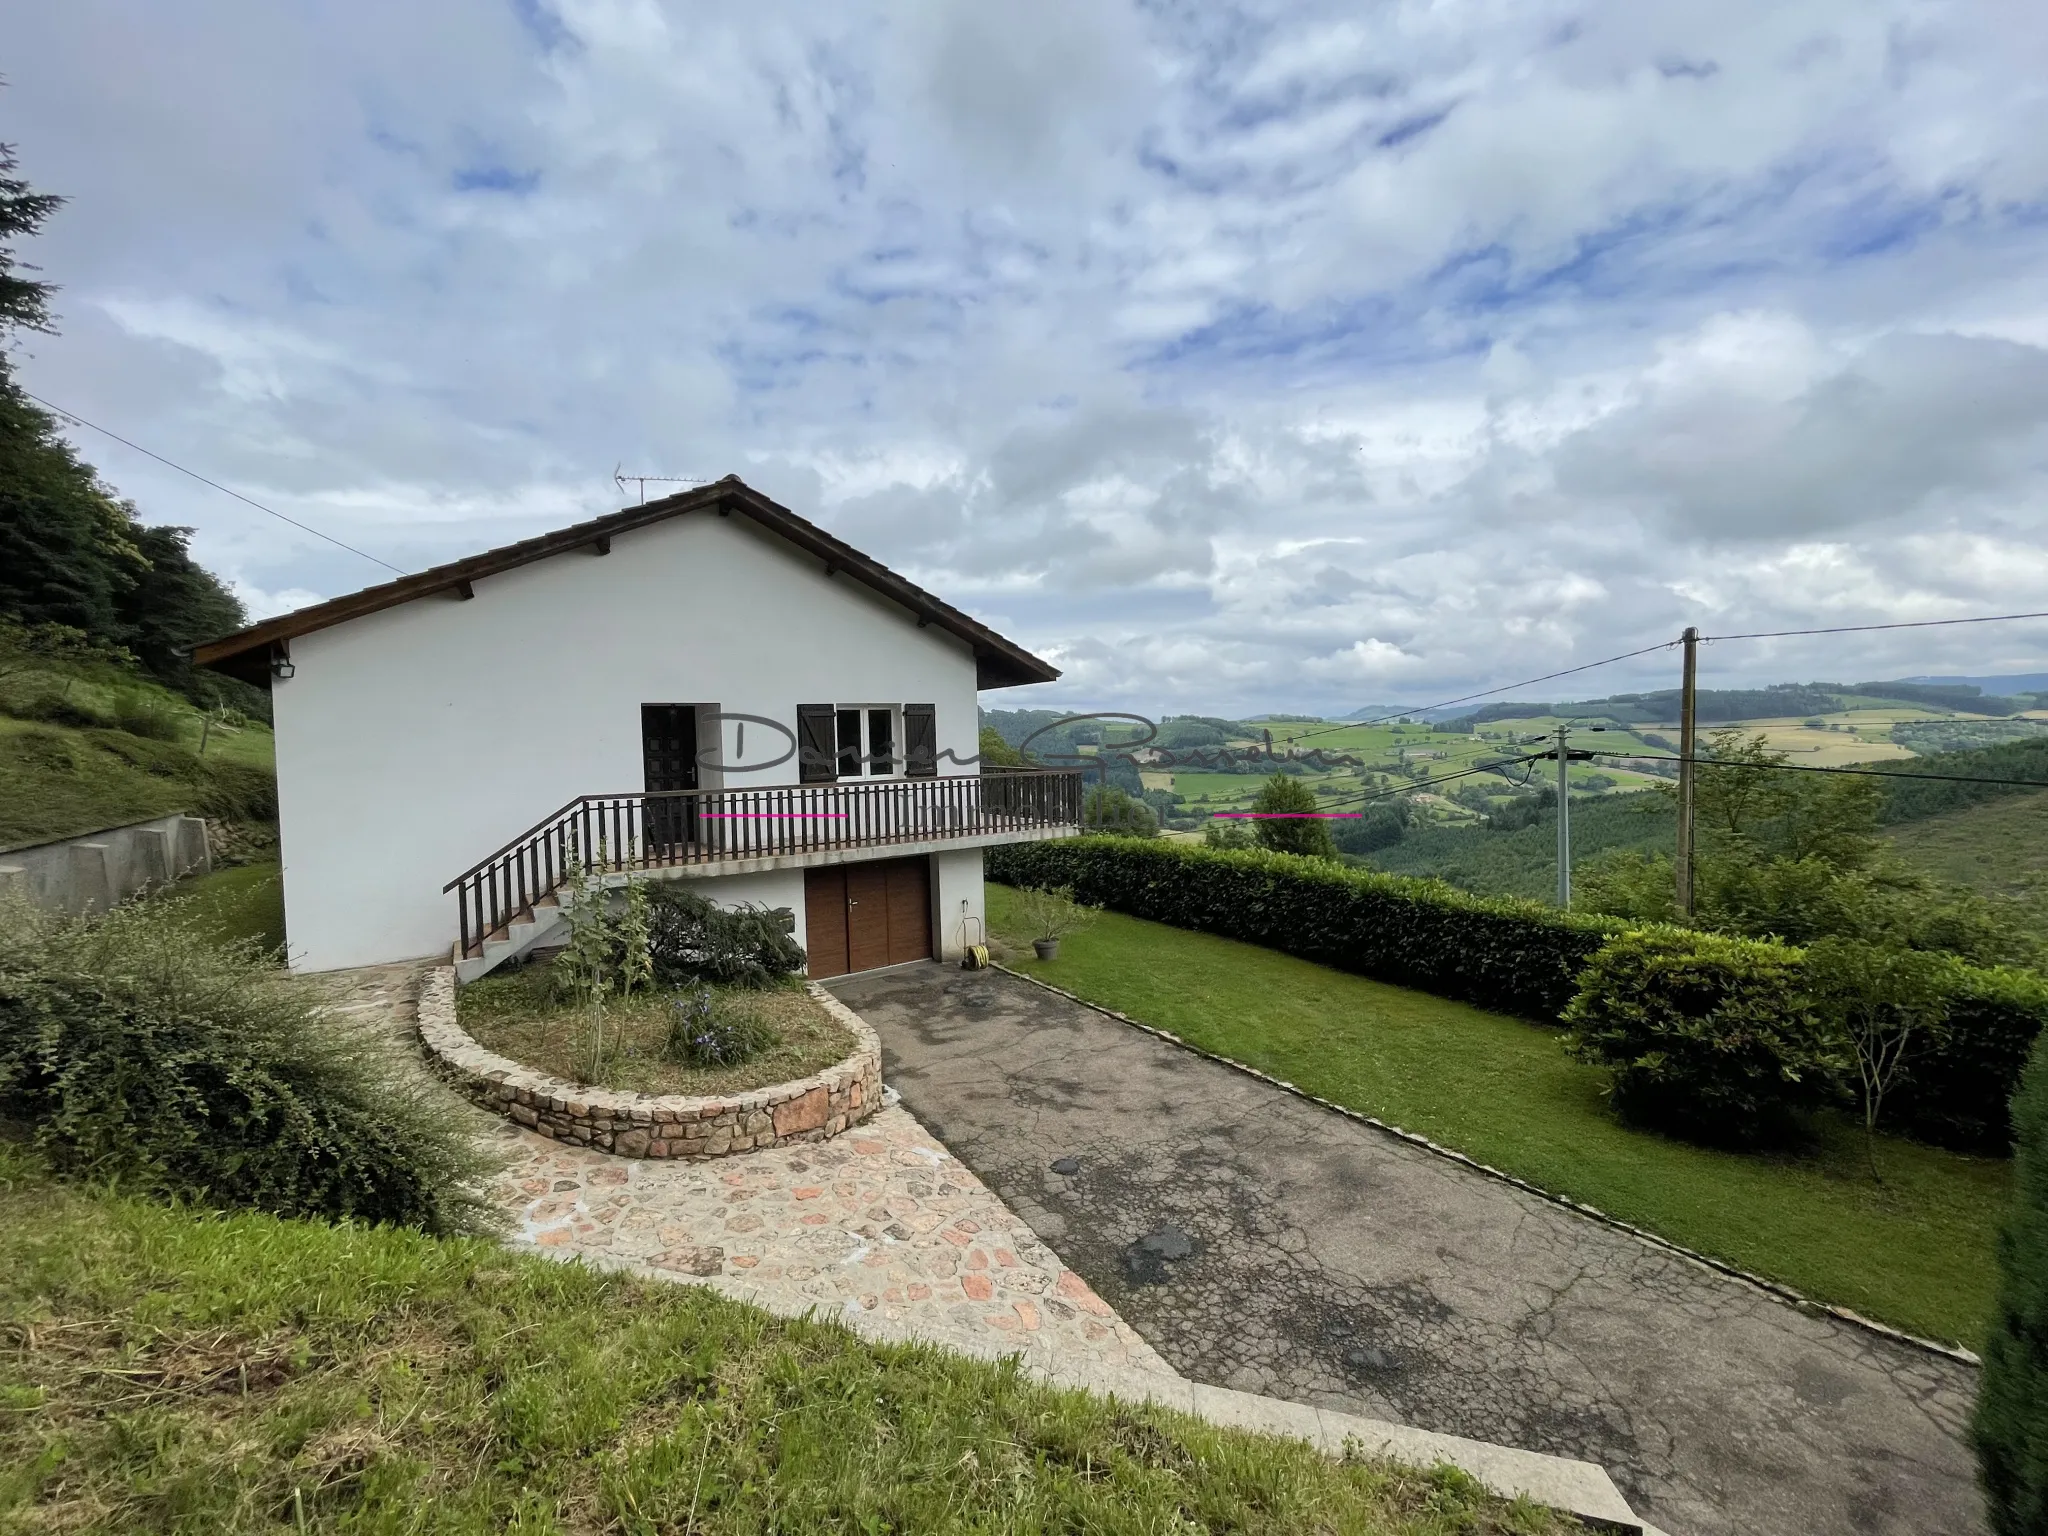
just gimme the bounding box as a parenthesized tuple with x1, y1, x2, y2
(1017, 883, 1096, 961)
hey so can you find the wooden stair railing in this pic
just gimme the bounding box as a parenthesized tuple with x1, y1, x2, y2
(443, 768, 1085, 960)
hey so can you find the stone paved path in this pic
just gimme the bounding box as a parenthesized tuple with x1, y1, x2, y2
(320, 961, 1171, 1379)
(833, 961, 1986, 1536)
(479, 1110, 1174, 1376)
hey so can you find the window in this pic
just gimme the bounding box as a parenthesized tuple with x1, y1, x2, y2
(797, 704, 935, 781)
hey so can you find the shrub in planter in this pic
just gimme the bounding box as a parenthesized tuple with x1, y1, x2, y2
(1976, 1028, 2048, 1533)
(665, 985, 780, 1067)
(646, 885, 805, 988)
(0, 901, 498, 1234)
(1563, 929, 1843, 1147)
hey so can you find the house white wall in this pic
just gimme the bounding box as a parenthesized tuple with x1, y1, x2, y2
(270, 511, 986, 971)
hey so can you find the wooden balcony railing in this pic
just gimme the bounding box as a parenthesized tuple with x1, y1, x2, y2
(444, 767, 1084, 959)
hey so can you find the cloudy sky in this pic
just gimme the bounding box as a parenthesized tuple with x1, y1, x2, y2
(9, 0, 2048, 715)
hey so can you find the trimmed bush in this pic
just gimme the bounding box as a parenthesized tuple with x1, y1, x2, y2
(1563, 930, 1843, 1146)
(0, 900, 498, 1234)
(646, 884, 806, 988)
(1976, 1029, 2048, 1533)
(988, 836, 1622, 1019)
(1889, 965, 2048, 1154)
(1564, 929, 2048, 1153)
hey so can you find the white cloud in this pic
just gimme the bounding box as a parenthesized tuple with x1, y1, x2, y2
(6, 0, 2048, 716)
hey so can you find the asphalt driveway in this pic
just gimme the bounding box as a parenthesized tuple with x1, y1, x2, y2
(830, 962, 1984, 1536)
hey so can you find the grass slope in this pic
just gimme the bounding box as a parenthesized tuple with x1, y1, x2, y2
(0, 652, 275, 849)
(0, 1143, 1560, 1535)
(1887, 789, 2048, 918)
(0, 719, 196, 847)
(0, 713, 276, 850)
(161, 860, 286, 953)
(988, 886, 2008, 1348)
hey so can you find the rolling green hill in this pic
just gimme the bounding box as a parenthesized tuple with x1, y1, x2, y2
(0, 641, 275, 850)
(1360, 790, 1677, 900)
(1885, 790, 2048, 920)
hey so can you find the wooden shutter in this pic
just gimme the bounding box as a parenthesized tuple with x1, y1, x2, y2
(903, 704, 937, 778)
(797, 704, 838, 783)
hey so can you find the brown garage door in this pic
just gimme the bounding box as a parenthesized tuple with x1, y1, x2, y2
(803, 857, 932, 979)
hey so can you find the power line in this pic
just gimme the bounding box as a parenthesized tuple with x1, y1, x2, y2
(1704, 611, 2048, 642)
(1285, 639, 1683, 744)
(20, 390, 410, 576)
(1599, 752, 2048, 790)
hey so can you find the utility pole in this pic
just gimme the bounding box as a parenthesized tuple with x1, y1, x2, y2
(1555, 720, 1572, 908)
(1675, 625, 1700, 918)
(1543, 722, 1600, 909)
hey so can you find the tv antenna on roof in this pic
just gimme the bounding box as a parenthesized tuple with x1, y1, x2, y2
(613, 465, 712, 505)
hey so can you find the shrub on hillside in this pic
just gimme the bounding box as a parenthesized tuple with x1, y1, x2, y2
(645, 884, 805, 988)
(196, 756, 279, 822)
(1081, 783, 1158, 836)
(1564, 930, 1843, 1146)
(9, 688, 108, 728)
(0, 900, 497, 1234)
(988, 836, 1622, 1020)
(109, 689, 184, 742)
(1251, 773, 1335, 858)
(1976, 1028, 2048, 1533)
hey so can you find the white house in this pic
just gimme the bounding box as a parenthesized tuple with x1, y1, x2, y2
(196, 477, 1080, 977)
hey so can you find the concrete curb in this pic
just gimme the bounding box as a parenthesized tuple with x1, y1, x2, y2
(518, 1238, 1650, 1533)
(996, 963, 1982, 1370)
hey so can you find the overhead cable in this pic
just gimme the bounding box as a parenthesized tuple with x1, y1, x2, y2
(20, 390, 410, 576)
(1599, 753, 2048, 790)
(1703, 611, 2048, 642)
(1285, 640, 1684, 745)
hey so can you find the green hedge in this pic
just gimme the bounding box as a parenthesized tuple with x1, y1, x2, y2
(1562, 929, 2048, 1154)
(1976, 1029, 2048, 1533)
(991, 837, 2048, 1154)
(1888, 964, 2048, 1154)
(1562, 930, 1842, 1147)
(987, 837, 1624, 1020)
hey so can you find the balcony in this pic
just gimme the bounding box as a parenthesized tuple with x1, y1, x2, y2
(445, 766, 1084, 962)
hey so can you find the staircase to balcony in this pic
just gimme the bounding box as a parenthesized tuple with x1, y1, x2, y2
(444, 768, 1083, 982)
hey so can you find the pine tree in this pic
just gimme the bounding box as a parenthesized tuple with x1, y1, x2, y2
(1976, 1029, 2048, 1532)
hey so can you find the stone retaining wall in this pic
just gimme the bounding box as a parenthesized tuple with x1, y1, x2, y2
(415, 967, 882, 1157)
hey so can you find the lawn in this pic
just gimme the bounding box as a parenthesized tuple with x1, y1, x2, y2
(0, 1142, 1563, 1535)
(161, 859, 287, 953)
(987, 886, 2010, 1349)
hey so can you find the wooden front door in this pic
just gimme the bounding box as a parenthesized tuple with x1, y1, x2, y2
(641, 704, 700, 855)
(803, 857, 931, 978)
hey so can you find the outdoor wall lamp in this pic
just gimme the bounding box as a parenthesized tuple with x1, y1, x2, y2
(271, 648, 295, 681)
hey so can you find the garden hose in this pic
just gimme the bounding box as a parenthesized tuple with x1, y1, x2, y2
(960, 914, 990, 970)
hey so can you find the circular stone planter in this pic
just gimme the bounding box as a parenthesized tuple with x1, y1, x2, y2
(415, 967, 883, 1159)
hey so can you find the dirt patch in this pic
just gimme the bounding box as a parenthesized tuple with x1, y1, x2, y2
(457, 965, 851, 1098)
